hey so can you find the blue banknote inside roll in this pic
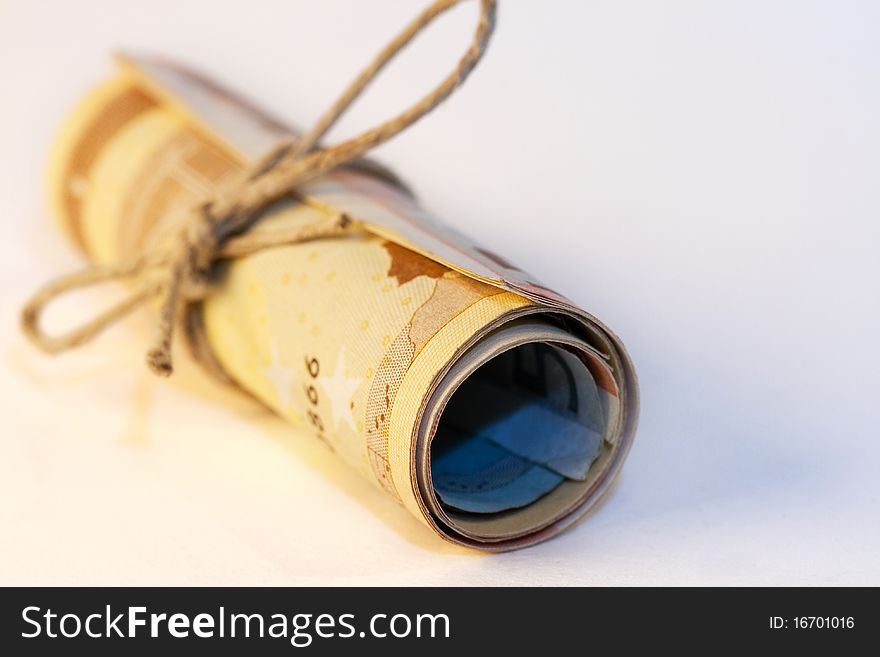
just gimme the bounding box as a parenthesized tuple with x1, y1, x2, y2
(430, 336, 611, 516)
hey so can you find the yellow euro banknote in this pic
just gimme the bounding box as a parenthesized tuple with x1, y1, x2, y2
(42, 55, 638, 550)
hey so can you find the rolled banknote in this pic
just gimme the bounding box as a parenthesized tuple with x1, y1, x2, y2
(41, 54, 638, 550)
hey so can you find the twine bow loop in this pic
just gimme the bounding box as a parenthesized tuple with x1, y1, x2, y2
(21, 0, 497, 377)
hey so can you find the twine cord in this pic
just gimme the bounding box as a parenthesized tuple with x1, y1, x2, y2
(20, 0, 497, 377)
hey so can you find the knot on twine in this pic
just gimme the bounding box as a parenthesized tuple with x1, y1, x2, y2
(20, 0, 497, 377)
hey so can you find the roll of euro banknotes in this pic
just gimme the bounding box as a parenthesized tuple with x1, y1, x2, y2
(45, 54, 638, 550)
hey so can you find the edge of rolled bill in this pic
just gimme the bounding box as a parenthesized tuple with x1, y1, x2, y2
(44, 53, 639, 550)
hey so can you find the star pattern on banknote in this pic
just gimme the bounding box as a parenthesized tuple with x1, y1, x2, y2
(263, 340, 295, 410)
(321, 350, 360, 431)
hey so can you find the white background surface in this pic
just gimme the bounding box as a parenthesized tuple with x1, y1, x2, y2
(1, 0, 878, 585)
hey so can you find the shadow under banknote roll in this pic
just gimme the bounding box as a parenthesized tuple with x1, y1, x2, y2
(39, 54, 638, 551)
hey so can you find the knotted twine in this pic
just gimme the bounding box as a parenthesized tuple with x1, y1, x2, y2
(21, 0, 497, 377)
